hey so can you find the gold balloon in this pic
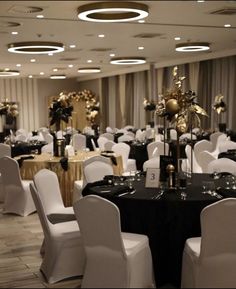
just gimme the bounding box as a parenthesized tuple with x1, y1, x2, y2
(166, 164, 175, 173)
(166, 99, 180, 115)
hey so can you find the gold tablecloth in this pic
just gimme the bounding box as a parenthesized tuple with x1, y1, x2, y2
(18, 152, 123, 206)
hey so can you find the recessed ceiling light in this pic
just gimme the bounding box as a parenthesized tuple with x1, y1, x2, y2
(175, 42, 210, 52)
(36, 15, 44, 18)
(98, 34, 105, 38)
(16, 64, 21, 67)
(68, 64, 74, 68)
(138, 19, 145, 23)
(69, 44, 76, 48)
(50, 75, 66, 79)
(0, 69, 20, 76)
(110, 57, 146, 65)
(197, 0, 205, 2)
(8, 41, 64, 54)
(224, 24, 231, 27)
(77, 1, 149, 22)
(174, 37, 181, 41)
(138, 46, 144, 50)
(28, 75, 33, 78)
(48, 53, 53, 56)
(11, 31, 18, 35)
(110, 53, 115, 57)
(78, 67, 101, 73)
(30, 59, 36, 62)
(53, 68, 58, 72)
(40, 72, 44, 75)
(87, 60, 93, 63)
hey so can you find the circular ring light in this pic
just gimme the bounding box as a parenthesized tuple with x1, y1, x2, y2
(8, 41, 64, 54)
(50, 75, 66, 79)
(110, 57, 146, 65)
(0, 69, 20, 76)
(175, 42, 210, 52)
(78, 67, 101, 73)
(78, 1, 149, 22)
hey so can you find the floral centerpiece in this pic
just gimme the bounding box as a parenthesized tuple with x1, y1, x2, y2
(143, 99, 156, 111)
(155, 66, 207, 134)
(0, 100, 19, 118)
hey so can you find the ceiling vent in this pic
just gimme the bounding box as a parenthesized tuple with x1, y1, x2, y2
(90, 48, 113, 52)
(133, 33, 163, 38)
(8, 5, 44, 14)
(209, 7, 236, 15)
(0, 21, 21, 28)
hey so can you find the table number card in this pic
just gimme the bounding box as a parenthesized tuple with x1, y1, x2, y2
(65, 145, 75, 157)
(145, 168, 160, 188)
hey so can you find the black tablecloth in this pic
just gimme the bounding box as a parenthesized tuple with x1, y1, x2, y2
(11, 141, 46, 157)
(82, 173, 235, 288)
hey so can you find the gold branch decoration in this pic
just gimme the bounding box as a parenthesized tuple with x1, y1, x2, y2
(155, 66, 208, 134)
(213, 94, 226, 115)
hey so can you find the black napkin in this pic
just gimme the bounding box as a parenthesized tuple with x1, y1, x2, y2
(17, 155, 34, 168)
(101, 154, 117, 165)
(216, 187, 236, 198)
(60, 157, 68, 171)
(82, 179, 132, 197)
(47, 213, 76, 224)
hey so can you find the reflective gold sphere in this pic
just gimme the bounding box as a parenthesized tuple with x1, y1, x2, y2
(166, 99, 180, 115)
(166, 164, 175, 173)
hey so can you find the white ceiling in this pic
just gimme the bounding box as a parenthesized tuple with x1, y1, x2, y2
(0, 0, 236, 81)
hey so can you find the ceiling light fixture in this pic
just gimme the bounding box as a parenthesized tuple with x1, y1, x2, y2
(8, 41, 64, 54)
(50, 75, 66, 79)
(78, 67, 101, 73)
(175, 42, 210, 52)
(77, 1, 149, 22)
(110, 57, 146, 65)
(0, 69, 20, 76)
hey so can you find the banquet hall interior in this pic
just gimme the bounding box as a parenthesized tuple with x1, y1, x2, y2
(0, 1, 236, 288)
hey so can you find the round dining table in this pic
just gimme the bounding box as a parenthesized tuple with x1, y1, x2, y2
(82, 173, 235, 288)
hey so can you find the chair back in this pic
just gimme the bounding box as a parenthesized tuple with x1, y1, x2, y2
(147, 141, 169, 159)
(112, 143, 130, 171)
(97, 136, 108, 150)
(29, 182, 51, 238)
(210, 132, 227, 151)
(74, 195, 125, 254)
(71, 133, 86, 151)
(197, 150, 216, 173)
(41, 143, 53, 154)
(196, 198, 236, 287)
(218, 140, 236, 153)
(83, 156, 113, 184)
(0, 156, 23, 190)
(43, 133, 53, 144)
(185, 144, 202, 173)
(179, 133, 197, 141)
(100, 133, 114, 141)
(0, 143, 11, 158)
(206, 157, 236, 175)
(104, 140, 116, 151)
(33, 169, 65, 214)
(117, 134, 134, 143)
(194, 139, 213, 164)
(91, 138, 98, 151)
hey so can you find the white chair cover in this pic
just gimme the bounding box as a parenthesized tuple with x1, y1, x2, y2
(112, 142, 137, 172)
(73, 195, 155, 288)
(218, 140, 236, 153)
(97, 136, 108, 151)
(185, 144, 203, 173)
(181, 198, 236, 288)
(104, 140, 116, 151)
(0, 156, 36, 216)
(147, 141, 169, 159)
(71, 133, 86, 151)
(0, 144, 11, 202)
(100, 133, 114, 141)
(194, 140, 213, 165)
(117, 134, 134, 142)
(206, 157, 236, 175)
(29, 183, 85, 284)
(41, 143, 53, 154)
(197, 150, 216, 173)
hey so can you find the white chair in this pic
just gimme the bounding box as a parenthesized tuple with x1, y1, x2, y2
(218, 140, 236, 153)
(33, 169, 75, 217)
(117, 134, 134, 143)
(169, 128, 178, 140)
(71, 133, 86, 151)
(211, 133, 229, 158)
(181, 198, 236, 288)
(73, 156, 113, 203)
(0, 156, 36, 216)
(112, 142, 137, 172)
(73, 195, 155, 288)
(29, 182, 85, 284)
(143, 157, 159, 171)
(179, 133, 197, 141)
(41, 143, 53, 154)
(124, 125, 135, 131)
(185, 144, 203, 173)
(104, 140, 116, 151)
(15, 134, 27, 142)
(197, 151, 216, 173)
(0, 144, 11, 202)
(194, 140, 213, 165)
(97, 136, 108, 151)
(206, 157, 236, 176)
(43, 133, 53, 144)
(210, 132, 227, 151)
(147, 141, 169, 159)
(146, 128, 154, 139)
(106, 126, 114, 134)
(100, 132, 114, 141)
